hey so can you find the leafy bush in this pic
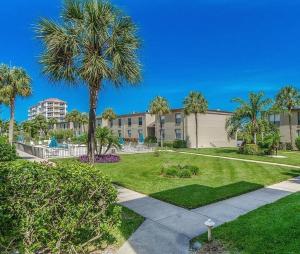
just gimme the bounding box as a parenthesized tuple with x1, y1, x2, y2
(239, 144, 260, 155)
(173, 139, 187, 148)
(295, 137, 300, 150)
(72, 133, 88, 144)
(153, 150, 160, 157)
(144, 136, 157, 144)
(0, 136, 17, 162)
(79, 154, 120, 163)
(286, 142, 293, 151)
(158, 141, 173, 148)
(0, 161, 120, 253)
(161, 163, 200, 178)
(49, 129, 74, 142)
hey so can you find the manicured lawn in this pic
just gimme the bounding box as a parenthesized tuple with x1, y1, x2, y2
(57, 152, 300, 208)
(179, 147, 300, 166)
(194, 192, 300, 254)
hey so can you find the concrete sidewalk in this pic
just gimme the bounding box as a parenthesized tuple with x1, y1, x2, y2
(117, 176, 300, 254)
(17, 149, 48, 163)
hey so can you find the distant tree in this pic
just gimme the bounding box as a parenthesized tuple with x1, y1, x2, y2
(0, 64, 32, 143)
(48, 118, 58, 130)
(149, 96, 170, 147)
(183, 92, 208, 148)
(33, 115, 48, 138)
(226, 92, 272, 144)
(37, 0, 141, 163)
(66, 110, 82, 129)
(275, 85, 300, 147)
(80, 113, 88, 133)
(102, 108, 117, 126)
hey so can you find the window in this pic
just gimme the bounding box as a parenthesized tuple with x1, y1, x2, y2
(298, 112, 300, 125)
(118, 118, 122, 128)
(127, 129, 132, 138)
(160, 116, 165, 125)
(175, 129, 182, 139)
(118, 130, 122, 137)
(138, 117, 143, 126)
(269, 114, 280, 125)
(175, 113, 181, 125)
(128, 118, 132, 127)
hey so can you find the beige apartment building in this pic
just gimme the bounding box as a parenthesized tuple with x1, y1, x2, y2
(269, 109, 300, 144)
(28, 98, 67, 122)
(97, 108, 236, 148)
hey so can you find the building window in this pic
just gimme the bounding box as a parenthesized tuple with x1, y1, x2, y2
(160, 116, 165, 125)
(118, 118, 122, 128)
(128, 118, 132, 127)
(138, 117, 143, 126)
(128, 129, 132, 138)
(175, 113, 181, 125)
(298, 112, 300, 125)
(118, 130, 122, 137)
(269, 114, 280, 125)
(175, 129, 182, 139)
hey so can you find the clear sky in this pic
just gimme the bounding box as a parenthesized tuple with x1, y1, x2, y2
(1, 0, 300, 122)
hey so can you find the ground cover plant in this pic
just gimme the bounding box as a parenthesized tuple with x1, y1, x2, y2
(79, 154, 120, 163)
(194, 192, 300, 254)
(56, 152, 300, 208)
(161, 163, 199, 178)
(0, 160, 141, 253)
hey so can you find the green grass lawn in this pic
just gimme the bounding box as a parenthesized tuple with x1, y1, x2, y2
(194, 192, 300, 254)
(57, 152, 300, 208)
(179, 147, 300, 166)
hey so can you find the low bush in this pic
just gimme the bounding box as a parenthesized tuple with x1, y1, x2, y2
(286, 142, 293, 151)
(161, 163, 200, 178)
(71, 133, 88, 144)
(0, 160, 120, 253)
(79, 154, 120, 163)
(144, 136, 157, 144)
(295, 137, 300, 150)
(239, 144, 260, 155)
(49, 129, 74, 142)
(0, 136, 17, 162)
(173, 139, 187, 148)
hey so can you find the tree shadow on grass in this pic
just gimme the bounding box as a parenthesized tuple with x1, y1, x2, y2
(150, 181, 264, 209)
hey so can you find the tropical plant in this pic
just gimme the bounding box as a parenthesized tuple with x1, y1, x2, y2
(102, 108, 117, 127)
(0, 136, 17, 161)
(295, 136, 300, 150)
(275, 85, 300, 148)
(183, 91, 208, 148)
(80, 113, 88, 133)
(48, 117, 58, 130)
(21, 120, 38, 139)
(149, 96, 170, 147)
(0, 64, 32, 144)
(32, 114, 48, 139)
(264, 130, 281, 155)
(37, 0, 141, 163)
(226, 92, 272, 144)
(95, 127, 121, 154)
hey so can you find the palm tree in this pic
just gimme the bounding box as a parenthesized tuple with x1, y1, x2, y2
(183, 92, 208, 148)
(37, 0, 141, 163)
(80, 113, 88, 133)
(48, 118, 58, 130)
(226, 92, 272, 144)
(275, 85, 300, 147)
(66, 110, 81, 131)
(33, 115, 49, 139)
(149, 96, 170, 147)
(102, 108, 117, 127)
(0, 64, 32, 144)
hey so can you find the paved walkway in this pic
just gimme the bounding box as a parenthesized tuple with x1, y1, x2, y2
(162, 149, 300, 169)
(17, 149, 48, 163)
(117, 176, 300, 254)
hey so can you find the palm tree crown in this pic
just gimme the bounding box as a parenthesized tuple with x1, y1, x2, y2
(0, 64, 32, 143)
(37, 0, 141, 162)
(183, 92, 208, 115)
(102, 108, 117, 121)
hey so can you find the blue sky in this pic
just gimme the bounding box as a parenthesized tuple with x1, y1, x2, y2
(1, 0, 300, 122)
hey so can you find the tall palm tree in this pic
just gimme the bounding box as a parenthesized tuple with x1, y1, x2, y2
(37, 0, 141, 163)
(66, 110, 81, 130)
(183, 91, 208, 148)
(226, 92, 272, 144)
(102, 108, 117, 127)
(80, 113, 89, 133)
(0, 64, 32, 144)
(275, 85, 300, 147)
(149, 96, 170, 147)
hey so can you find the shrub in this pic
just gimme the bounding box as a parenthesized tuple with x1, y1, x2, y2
(239, 144, 260, 155)
(160, 163, 200, 178)
(72, 133, 88, 144)
(295, 137, 300, 150)
(49, 129, 74, 142)
(0, 136, 17, 162)
(79, 154, 120, 163)
(0, 160, 120, 253)
(286, 142, 293, 151)
(144, 136, 157, 144)
(159, 141, 173, 148)
(173, 139, 187, 148)
(153, 150, 160, 157)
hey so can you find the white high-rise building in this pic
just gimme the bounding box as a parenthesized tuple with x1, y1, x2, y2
(28, 98, 67, 122)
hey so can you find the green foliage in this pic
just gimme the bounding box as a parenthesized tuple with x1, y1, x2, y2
(183, 91, 208, 115)
(161, 163, 200, 178)
(102, 108, 117, 121)
(239, 144, 260, 155)
(96, 127, 121, 154)
(71, 133, 88, 144)
(173, 139, 187, 148)
(49, 129, 74, 142)
(153, 150, 160, 157)
(144, 136, 157, 144)
(0, 160, 120, 253)
(0, 136, 17, 161)
(295, 137, 300, 150)
(285, 142, 293, 151)
(262, 131, 281, 155)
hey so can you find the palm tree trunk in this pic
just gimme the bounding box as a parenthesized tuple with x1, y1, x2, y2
(195, 113, 198, 148)
(8, 98, 15, 144)
(288, 113, 293, 148)
(87, 86, 99, 163)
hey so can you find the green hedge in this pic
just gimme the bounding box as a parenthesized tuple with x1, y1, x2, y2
(295, 137, 300, 150)
(0, 136, 17, 162)
(239, 144, 260, 155)
(0, 161, 120, 253)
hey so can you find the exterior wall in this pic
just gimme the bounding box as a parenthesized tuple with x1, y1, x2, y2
(185, 111, 236, 148)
